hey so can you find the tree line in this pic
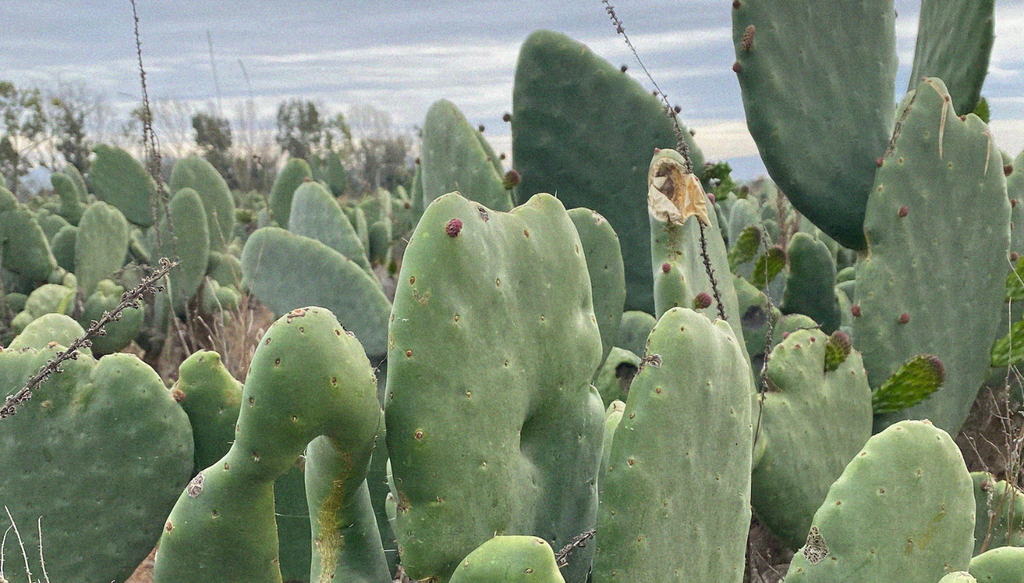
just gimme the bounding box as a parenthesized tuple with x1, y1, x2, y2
(0, 79, 416, 198)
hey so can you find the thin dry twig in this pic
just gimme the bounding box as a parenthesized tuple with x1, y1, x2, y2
(0, 258, 178, 419)
(2, 507, 32, 583)
(555, 529, 596, 568)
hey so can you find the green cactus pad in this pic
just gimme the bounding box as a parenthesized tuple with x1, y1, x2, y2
(512, 29, 704, 314)
(785, 420, 974, 583)
(732, 0, 895, 249)
(173, 350, 243, 473)
(592, 346, 641, 407)
(871, 354, 945, 414)
(939, 573, 977, 583)
(153, 307, 382, 583)
(908, 0, 994, 115)
(969, 547, 1024, 582)
(972, 472, 1024, 556)
(780, 233, 841, 334)
(855, 78, 1008, 434)
(0, 345, 192, 583)
(729, 224, 762, 272)
(289, 180, 372, 274)
(50, 171, 85, 224)
(88, 144, 158, 227)
(421, 99, 512, 212)
(449, 536, 565, 583)
(386, 192, 604, 583)
(169, 154, 236, 251)
(75, 200, 129, 296)
(568, 207, 625, 370)
(614, 311, 656, 358)
(268, 158, 312, 229)
(159, 188, 211, 313)
(241, 227, 391, 358)
(750, 245, 786, 291)
(750, 328, 872, 550)
(593, 308, 752, 583)
(0, 189, 57, 281)
(78, 279, 145, 355)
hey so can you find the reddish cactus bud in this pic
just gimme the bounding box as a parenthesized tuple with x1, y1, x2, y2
(478, 124, 485, 133)
(502, 112, 512, 122)
(898, 313, 910, 324)
(876, 157, 883, 167)
(620, 64, 628, 73)
(732, 61, 742, 73)
(852, 304, 861, 317)
(661, 262, 671, 273)
(898, 205, 908, 217)
(1011, 252, 1020, 262)
(445, 218, 463, 238)
(1005, 164, 1014, 176)
(503, 169, 521, 190)
(693, 292, 713, 310)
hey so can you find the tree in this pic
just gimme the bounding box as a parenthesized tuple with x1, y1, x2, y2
(0, 81, 47, 195)
(347, 104, 415, 193)
(274, 99, 351, 160)
(192, 111, 234, 186)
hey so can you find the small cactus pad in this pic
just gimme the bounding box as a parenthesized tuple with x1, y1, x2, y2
(785, 420, 975, 583)
(88, 144, 158, 227)
(449, 536, 565, 583)
(568, 207, 626, 370)
(593, 308, 752, 583)
(732, 0, 895, 248)
(268, 157, 312, 229)
(169, 155, 236, 251)
(969, 547, 1024, 582)
(750, 328, 872, 550)
(386, 192, 604, 583)
(972, 472, 1024, 556)
(871, 355, 945, 414)
(855, 78, 1009, 435)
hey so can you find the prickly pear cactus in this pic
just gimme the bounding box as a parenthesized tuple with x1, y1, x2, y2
(614, 311, 656, 358)
(908, 0, 994, 116)
(780, 232, 841, 334)
(593, 307, 752, 583)
(386, 192, 604, 583)
(75, 200, 130, 296)
(0, 330, 193, 583)
(421, 99, 512, 212)
(972, 472, 1024, 556)
(731, 0, 895, 249)
(169, 154, 236, 251)
(448, 536, 565, 583)
(153, 307, 384, 583)
(854, 78, 1009, 435)
(241, 227, 391, 359)
(289, 180, 372, 274)
(785, 420, 975, 583)
(568, 207, 625, 369)
(750, 329, 872, 549)
(268, 158, 312, 229)
(0, 186, 58, 281)
(78, 279, 145, 355)
(512, 29, 704, 314)
(969, 547, 1024, 582)
(159, 188, 211, 313)
(88, 144, 158, 227)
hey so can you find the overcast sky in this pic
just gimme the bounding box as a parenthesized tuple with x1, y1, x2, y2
(4, 1, 1024, 179)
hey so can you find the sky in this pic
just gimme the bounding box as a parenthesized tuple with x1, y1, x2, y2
(4, 0, 1024, 180)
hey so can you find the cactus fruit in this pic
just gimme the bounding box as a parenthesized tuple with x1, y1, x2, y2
(448, 536, 565, 583)
(268, 157, 312, 229)
(731, 0, 895, 249)
(0, 332, 192, 583)
(785, 420, 974, 583)
(969, 547, 1024, 582)
(241, 227, 392, 359)
(421, 99, 512, 212)
(88, 144, 158, 227)
(593, 307, 752, 583)
(386, 192, 604, 583)
(153, 307, 384, 583)
(854, 78, 1009, 435)
(749, 328, 872, 550)
(908, 0, 994, 116)
(169, 154, 236, 251)
(568, 207, 625, 370)
(512, 29, 704, 314)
